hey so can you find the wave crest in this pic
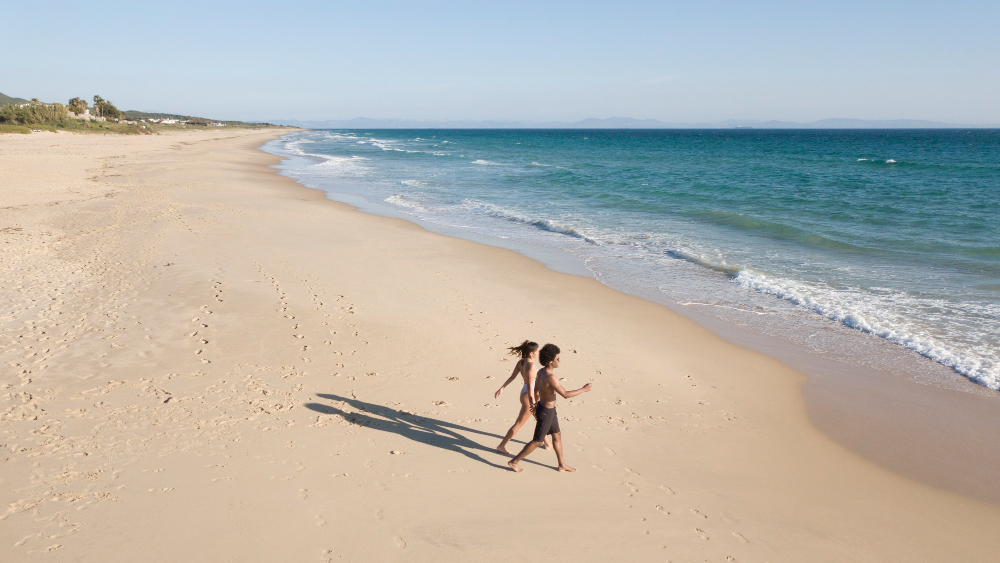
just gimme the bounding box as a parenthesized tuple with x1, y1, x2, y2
(733, 270, 999, 388)
(460, 200, 597, 243)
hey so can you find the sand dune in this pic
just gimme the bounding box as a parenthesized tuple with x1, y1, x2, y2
(2, 129, 998, 562)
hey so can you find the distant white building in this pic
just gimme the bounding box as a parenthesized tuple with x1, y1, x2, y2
(68, 108, 105, 122)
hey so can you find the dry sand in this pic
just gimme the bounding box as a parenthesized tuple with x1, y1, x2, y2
(2, 129, 999, 562)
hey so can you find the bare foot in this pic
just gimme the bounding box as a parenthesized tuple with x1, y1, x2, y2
(497, 444, 510, 455)
(508, 460, 523, 473)
(557, 465, 576, 472)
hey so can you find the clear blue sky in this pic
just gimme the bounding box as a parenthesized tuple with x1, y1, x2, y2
(4, 0, 998, 123)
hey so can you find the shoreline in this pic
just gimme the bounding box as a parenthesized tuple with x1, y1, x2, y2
(265, 132, 1000, 505)
(2, 129, 999, 561)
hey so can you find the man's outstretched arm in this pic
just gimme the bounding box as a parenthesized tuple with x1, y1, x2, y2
(552, 379, 593, 399)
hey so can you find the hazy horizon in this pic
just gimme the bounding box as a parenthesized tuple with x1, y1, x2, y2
(4, 1, 998, 125)
(267, 116, 998, 129)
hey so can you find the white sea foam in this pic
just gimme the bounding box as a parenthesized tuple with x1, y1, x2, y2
(369, 139, 406, 152)
(471, 159, 503, 166)
(354, 137, 442, 155)
(363, 138, 417, 153)
(284, 139, 316, 157)
(300, 154, 371, 177)
(665, 248, 742, 276)
(322, 132, 362, 143)
(400, 179, 428, 187)
(459, 199, 597, 243)
(282, 140, 373, 179)
(385, 194, 430, 212)
(885, 159, 897, 163)
(733, 269, 999, 388)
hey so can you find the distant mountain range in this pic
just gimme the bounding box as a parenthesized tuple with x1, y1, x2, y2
(3, 91, 992, 130)
(273, 116, 997, 130)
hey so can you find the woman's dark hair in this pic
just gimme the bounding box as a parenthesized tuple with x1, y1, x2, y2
(507, 340, 539, 359)
(539, 343, 560, 367)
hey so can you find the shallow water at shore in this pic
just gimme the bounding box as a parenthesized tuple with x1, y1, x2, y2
(263, 129, 1000, 392)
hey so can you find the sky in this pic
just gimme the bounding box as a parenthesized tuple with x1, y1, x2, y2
(3, 0, 999, 124)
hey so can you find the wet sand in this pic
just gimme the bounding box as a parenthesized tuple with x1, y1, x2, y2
(687, 311, 1000, 505)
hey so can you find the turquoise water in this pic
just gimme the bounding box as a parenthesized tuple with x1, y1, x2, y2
(265, 129, 1000, 389)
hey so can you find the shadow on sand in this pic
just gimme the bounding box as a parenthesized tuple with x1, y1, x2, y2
(305, 394, 545, 470)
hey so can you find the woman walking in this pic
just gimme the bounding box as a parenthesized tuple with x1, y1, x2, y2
(495, 340, 550, 453)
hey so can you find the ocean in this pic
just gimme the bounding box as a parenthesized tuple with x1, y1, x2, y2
(263, 129, 1000, 391)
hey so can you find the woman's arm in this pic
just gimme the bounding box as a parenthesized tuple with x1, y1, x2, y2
(494, 364, 521, 399)
(526, 361, 538, 410)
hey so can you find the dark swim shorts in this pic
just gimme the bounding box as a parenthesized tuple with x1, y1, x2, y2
(532, 404, 560, 442)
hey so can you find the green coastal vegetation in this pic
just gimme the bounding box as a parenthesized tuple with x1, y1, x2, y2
(0, 91, 276, 134)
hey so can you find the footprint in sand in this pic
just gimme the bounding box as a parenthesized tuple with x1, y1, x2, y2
(695, 528, 709, 540)
(691, 509, 708, 519)
(655, 505, 670, 515)
(732, 532, 749, 544)
(393, 536, 406, 548)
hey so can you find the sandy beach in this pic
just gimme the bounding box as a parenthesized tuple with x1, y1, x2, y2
(3, 129, 1000, 562)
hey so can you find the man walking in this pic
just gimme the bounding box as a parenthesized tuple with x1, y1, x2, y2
(508, 343, 592, 473)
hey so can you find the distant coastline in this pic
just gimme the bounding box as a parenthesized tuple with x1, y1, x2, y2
(272, 116, 1000, 130)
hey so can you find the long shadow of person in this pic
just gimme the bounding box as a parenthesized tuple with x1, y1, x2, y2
(305, 394, 544, 470)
